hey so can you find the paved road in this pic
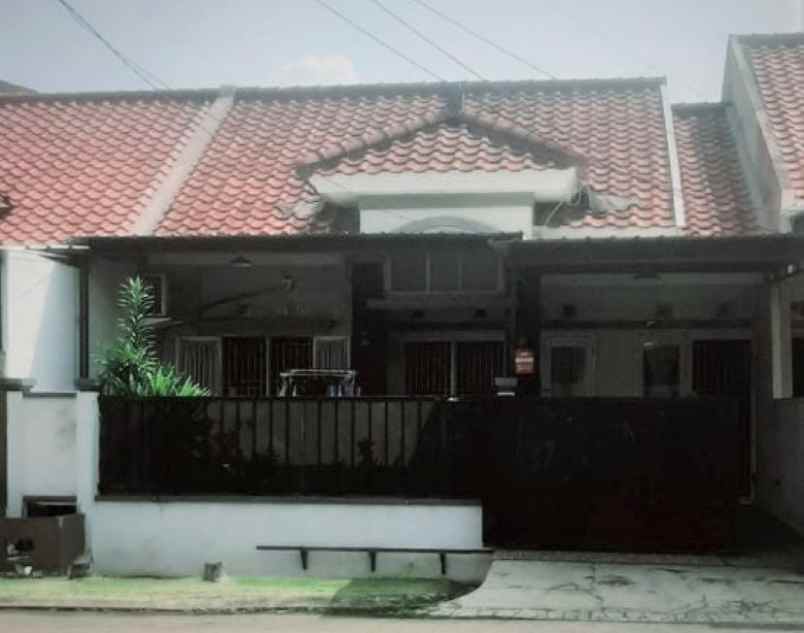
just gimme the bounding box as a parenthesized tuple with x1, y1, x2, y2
(0, 612, 793, 633)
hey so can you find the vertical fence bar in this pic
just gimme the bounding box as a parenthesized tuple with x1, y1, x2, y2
(367, 400, 373, 490)
(439, 400, 447, 497)
(400, 401, 406, 494)
(251, 399, 258, 493)
(317, 398, 323, 469)
(350, 399, 356, 485)
(334, 399, 341, 494)
(268, 399, 274, 467)
(218, 399, 225, 467)
(384, 400, 389, 467)
(286, 397, 291, 490)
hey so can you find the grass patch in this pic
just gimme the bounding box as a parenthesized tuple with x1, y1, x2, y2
(0, 576, 472, 613)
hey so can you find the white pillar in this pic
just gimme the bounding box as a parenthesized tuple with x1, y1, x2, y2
(75, 392, 100, 548)
(769, 282, 793, 399)
(5, 391, 24, 517)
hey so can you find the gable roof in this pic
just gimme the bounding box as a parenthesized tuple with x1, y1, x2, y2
(672, 103, 761, 236)
(0, 92, 212, 243)
(734, 33, 804, 206)
(155, 78, 676, 236)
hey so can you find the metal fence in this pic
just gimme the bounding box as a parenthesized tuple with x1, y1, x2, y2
(98, 395, 741, 551)
(98, 396, 478, 498)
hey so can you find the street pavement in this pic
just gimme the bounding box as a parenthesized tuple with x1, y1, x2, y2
(1, 611, 799, 633)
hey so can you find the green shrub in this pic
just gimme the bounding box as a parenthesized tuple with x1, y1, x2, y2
(97, 276, 208, 397)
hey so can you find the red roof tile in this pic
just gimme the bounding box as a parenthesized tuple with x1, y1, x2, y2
(672, 104, 761, 236)
(158, 80, 676, 235)
(740, 34, 804, 202)
(0, 94, 211, 243)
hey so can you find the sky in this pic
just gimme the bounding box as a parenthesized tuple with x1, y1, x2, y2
(1, 0, 802, 103)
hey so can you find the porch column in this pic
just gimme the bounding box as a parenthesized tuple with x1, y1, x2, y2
(514, 268, 541, 393)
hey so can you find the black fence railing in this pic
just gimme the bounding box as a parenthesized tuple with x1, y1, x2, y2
(98, 396, 480, 498)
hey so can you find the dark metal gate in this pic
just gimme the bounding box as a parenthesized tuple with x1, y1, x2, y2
(448, 397, 740, 552)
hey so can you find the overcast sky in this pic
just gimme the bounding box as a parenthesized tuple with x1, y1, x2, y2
(2, 0, 802, 103)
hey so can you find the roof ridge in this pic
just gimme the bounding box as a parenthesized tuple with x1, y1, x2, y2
(295, 107, 587, 177)
(0, 76, 667, 105)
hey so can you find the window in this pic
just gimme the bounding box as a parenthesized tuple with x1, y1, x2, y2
(142, 274, 167, 316)
(388, 250, 500, 293)
(542, 335, 595, 397)
(643, 342, 681, 398)
(177, 338, 221, 395)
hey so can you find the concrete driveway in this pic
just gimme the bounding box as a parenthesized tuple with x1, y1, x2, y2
(429, 556, 804, 625)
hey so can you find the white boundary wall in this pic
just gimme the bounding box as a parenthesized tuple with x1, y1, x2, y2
(759, 399, 804, 534)
(75, 393, 487, 581)
(6, 392, 78, 516)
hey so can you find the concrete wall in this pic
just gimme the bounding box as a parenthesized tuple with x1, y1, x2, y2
(758, 399, 804, 533)
(2, 250, 79, 391)
(74, 393, 486, 581)
(5, 392, 77, 517)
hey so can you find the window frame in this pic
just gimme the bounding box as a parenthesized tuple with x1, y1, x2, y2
(385, 250, 503, 295)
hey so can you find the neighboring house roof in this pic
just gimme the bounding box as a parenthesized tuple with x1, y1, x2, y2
(157, 79, 676, 236)
(0, 93, 212, 242)
(0, 80, 34, 95)
(672, 103, 761, 236)
(736, 33, 804, 204)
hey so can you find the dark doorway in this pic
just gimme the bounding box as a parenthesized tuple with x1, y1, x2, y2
(405, 341, 451, 396)
(269, 337, 312, 395)
(223, 337, 267, 397)
(692, 339, 752, 496)
(456, 341, 505, 396)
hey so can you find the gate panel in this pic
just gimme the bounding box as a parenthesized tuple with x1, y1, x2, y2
(470, 397, 739, 551)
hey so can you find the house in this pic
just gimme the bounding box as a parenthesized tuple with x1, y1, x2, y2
(2, 33, 804, 578)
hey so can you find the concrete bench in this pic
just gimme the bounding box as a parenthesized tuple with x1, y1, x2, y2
(256, 545, 492, 574)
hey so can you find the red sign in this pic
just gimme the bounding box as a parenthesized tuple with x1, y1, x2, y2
(514, 348, 535, 375)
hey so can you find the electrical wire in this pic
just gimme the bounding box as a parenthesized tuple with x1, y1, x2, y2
(313, 0, 446, 82)
(368, 0, 485, 80)
(408, 0, 558, 80)
(54, 0, 169, 90)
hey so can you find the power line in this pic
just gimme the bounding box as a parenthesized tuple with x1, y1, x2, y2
(313, 0, 446, 82)
(53, 0, 169, 90)
(408, 0, 558, 80)
(368, 0, 485, 80)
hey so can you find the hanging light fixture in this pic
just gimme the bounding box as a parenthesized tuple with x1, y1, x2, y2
(230, 255, 253, 269)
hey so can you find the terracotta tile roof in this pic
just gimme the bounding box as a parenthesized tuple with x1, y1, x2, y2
(672, 104, 761, 236)
(739, 34, 804, 202)
(158, 79, 676, 235)
(0, 78, 761, 241)
(308, 117, 579, 177)
(0, 93, 212, 243)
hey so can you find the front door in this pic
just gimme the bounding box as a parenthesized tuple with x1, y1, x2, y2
(692, 339, 752, 497)
(223, 337, 267, 397)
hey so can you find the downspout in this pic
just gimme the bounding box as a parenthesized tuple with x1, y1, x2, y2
(78, 257, 90, 383)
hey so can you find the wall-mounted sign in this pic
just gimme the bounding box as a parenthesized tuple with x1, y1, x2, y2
(514, 347, 535, 376)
